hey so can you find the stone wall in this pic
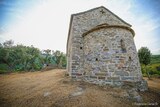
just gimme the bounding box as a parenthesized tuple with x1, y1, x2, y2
(83, 27, 142, 83)
(67, 6, 142, 84)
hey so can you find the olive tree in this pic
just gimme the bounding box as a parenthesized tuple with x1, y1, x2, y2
(138, 47, 151, 79)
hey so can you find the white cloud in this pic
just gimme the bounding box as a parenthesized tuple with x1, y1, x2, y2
(1, 0, 159, 54)
(4, 0, 108, 52)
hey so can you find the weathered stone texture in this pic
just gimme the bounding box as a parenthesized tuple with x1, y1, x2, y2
(67, 6, 144, 86)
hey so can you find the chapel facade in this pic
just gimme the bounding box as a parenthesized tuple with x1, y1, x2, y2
(67, 6, 143, 84)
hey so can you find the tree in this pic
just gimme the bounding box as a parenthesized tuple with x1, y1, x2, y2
(24, 46, 43, 71)
(0, 43, 3, 47)
(0, 40, 66, 72)
(3, 40, 14, 48)
(53, 50, 66, 68)
(0, 41, 44, 72)
(0, 41, 15, 71)
(43, 49, 52, 66)
(61, 54, 67, 68)
(138, 47, 151, 79)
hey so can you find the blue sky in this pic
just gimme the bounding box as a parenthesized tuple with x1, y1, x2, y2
(0, 0, 160, 54)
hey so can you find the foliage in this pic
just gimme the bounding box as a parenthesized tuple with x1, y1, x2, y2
(141, 63, 160, 76)
(0, 64, 9, 73)
(138, 47, 160, 77)
(138, 47, 152, 79)
(43, 50, 67, 68)
(141, 55, 160, 76)
(151, 55, 160, 64)
(148, 55, 160, 77)
(0, 40, 67, 73)
(2, 39, 14, 48)
(148, 63, 160, 75)
(53, 50, 67, 68)
(138, 47, 151, 65)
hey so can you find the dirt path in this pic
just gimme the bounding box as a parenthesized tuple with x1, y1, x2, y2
(0, 69, 160, 107)
(144, 77, 160, 91)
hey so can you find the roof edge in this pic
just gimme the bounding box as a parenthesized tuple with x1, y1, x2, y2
(66, 15, 73, 55)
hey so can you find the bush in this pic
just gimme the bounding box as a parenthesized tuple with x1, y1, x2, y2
(0, 64, 9, 73)
(141, 63, 160, 76)
(15, 64, 24, 71)
(0, 40, 67, 72)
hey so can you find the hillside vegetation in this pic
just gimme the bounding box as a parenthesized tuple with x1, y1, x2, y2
(1, 40, 160, 77)
(0, 40, 66, 73)
(151, 55, 160, 64)
(141, 55, 160, 76)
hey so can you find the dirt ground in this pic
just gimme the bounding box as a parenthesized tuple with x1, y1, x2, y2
(0, 69, 160, 107)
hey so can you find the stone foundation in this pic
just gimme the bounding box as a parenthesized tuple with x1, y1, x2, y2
(83, 78, 148, 91)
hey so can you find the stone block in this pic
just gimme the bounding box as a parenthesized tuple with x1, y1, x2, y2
(72, 55, 80, 61)
(108, 64, 115, 69)
(121, 76, 134, 81)
(114, 70, 129, 76)
(100, 68, 108, 72)
(72, 62, 79, 66)
(98, 76, 106, 80)
(71, 76, 76, 78)
(107, 77, 120, 81)
(90, 76, 97, 79)
(115, 56, 119, 58)
(71, 72, 77, 75)
(105, 80, 112, 82)
(77, 73, 83, 76)
(72, 65, 77, 68)
(95, 72, 107, 76)
(108, 69, 114, 73)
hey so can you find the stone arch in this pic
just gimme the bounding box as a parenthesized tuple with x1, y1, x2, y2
(82, 24, 135, 37)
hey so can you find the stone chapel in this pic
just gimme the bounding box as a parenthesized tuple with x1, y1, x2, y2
(67, 6, 145, 86)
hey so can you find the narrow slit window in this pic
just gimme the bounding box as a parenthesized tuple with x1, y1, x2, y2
(120, 39, 126, 53)
(80, 47, 83, 49)
(96, 58, 98, 61)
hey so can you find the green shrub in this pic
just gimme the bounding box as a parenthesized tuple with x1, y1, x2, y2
(141, 63, 160, 76)
(0, 64, 9, 73)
